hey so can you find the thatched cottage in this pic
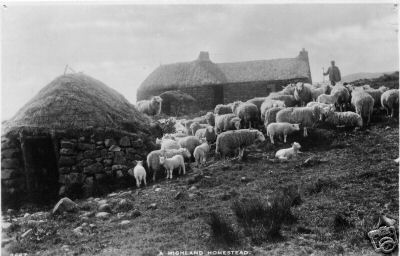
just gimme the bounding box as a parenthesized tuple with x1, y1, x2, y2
(137, 49, 312, 110)
(1, 73, 157, 207)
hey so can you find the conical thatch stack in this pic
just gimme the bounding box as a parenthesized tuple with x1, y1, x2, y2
(3, 73, 150, 133)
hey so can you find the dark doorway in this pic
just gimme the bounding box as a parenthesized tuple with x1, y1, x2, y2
(23, 137, 59, 204)
(213, 85, 224, 105)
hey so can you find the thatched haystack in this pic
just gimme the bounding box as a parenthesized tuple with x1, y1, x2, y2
(159, 90, 198, 115)
(1, 73, 157, 208)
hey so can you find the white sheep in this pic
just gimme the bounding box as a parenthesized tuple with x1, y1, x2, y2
(267, 94, 298, 107)
(193, 141, 211, 167)
(232, 101, 260, 129)
(276, 106, 321, 137)
(147, 148, 191, 181)
(177, 136, 201, 157)
(294, 82, 313, 106)
(214, 103, 233, 115)
(266, 122, 300, 144)
(190, 122, 208, 136)
(310, 84, 330, 101)
(381, 89, 399, 118)
(322, 110, 363, 128)
(216, 129, 265, 160)
(275, 142, 302, 161)
(159, 155, 186, 179)
(128, 161, 147, 188)
(306, 101, 333, 109)
(136, 96, 163, 116)
(215, 114, 241, 133)
(260, 99, 286, 120)
(351, 90, 374, 126)
(264, 107, 285, 127)
(364, 86, 389, 109)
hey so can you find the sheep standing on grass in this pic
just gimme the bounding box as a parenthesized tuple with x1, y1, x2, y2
(330, 84, 350, 111)
(276, 106, 321, 137)
(216, 129, 265, 160)
(159, 155, 186, 179)
(147, 148, 191, 181)
(214, 104, 233, 115)
(232, 101, 260, 129)
(264, 107, 285, 127)
(193, 140, 211, 167)
(136, 96, 163, 116)
(177, 136, 201, 157)
(190, 122, 208, 136)
(322, 110, 363, 128)
(351, 90, 374, 126)
(260, 99, 286, 120)
(275, 142, 302, 161)
(266, 123, 300, 144)
(128, 161, 147, 188)
(364, 86, 389, 108)
(381, 89, 399, 118)
(215, 114, 241, 133)
(294, 82, 313, 106)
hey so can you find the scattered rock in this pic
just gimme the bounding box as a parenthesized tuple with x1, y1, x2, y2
(189, 185, 197, 191)
(240, 177, 247, 182)
(155, 188, 162, 192)
(187, 174, 203, 185)
(129, 209, 141, 218)
(21, 228, 33, 238)
(109, 145, 121, 152)
(174, 191, 185, 200)
(95, 212, 110, 219)
(2, 222, 11, 231)
(108, 192, 118, 197)
(120, 220, 131, 226)
(385, 126, 391, 130)
(73, 226, 83, 236)
(115, 198, 134, 212)
(98, 199, 107, 205)
(89, 224, 96, 228)
(188, 193, 196, 199)
(52, 197, 78, 215)
(98, 204, 112, 213)
(148, 203, 157, 210)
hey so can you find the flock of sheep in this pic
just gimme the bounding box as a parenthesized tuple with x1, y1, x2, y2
(132, 82, 399, 187)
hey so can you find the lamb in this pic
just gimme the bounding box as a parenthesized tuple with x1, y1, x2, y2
(193, 141, 211, 167)
(364, 86, 389, 108)
(159, 155, 186, 179)
(128, 161, 147, 188)
(246, 97, 267, 111)
(266, 123, 300, 144)
(215, 129, 265, 160)
(205, 112, 216, 126)
(381, 89, 399, 117)
(275, 142, 302, 161)
(232, 101, 260, 128)
(267, 94, 298, 107)
(294, 82, 313, 106)
(214, 113, 241, 133)
(322, 110, 363, 128)
(260, 99, 286, 120)
(190, 122, 208, 136)
(147, 148, 191, 181)
(136, 96, 162, 116)
(351, 90, 374, 126)
(264, 107, 285, 127)
(214, 104, 233, 115)
(156, 138, 181, 150)
(310, 84, 330, 101)
(276, 106, 321, 137)
(177, 136, 201, 157)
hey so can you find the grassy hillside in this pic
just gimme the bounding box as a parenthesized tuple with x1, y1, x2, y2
(2, 117, 398, 256)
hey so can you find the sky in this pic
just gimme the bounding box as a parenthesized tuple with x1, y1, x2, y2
(1, 3, 399, 120)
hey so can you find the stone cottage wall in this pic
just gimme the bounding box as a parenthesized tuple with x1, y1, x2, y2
(1, 137, 26, 207)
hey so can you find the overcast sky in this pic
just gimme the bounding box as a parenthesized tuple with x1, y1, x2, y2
(2, 3, 398, 120)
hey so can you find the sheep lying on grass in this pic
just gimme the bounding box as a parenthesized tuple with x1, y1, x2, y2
(294, 82, 312, 106)
(193, 141, 211, 167)
(216, 129, 265, 160)
(260, 99, 286, 120)
(266, 123, 300, 144)
(136, 96, 162, 116)
(128, 161, 146, 188)
(159, 155, 186, 179)
(322, 110, 363, 128)
(232, 101, 260, 129)
(276, 106, 321, 137)
(275, 142, 302, 161)
(351, 90, 374, 126)
(214, 104, 233, 115)
(264, 107, 285, 127)
(147, 148, 191, 181)
(215, 114, 241, 133)
(381, 89, 399, 118)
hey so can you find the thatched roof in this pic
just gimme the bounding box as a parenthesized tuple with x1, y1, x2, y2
(3, 73, 150, 134)
(138, 50, 311, 93)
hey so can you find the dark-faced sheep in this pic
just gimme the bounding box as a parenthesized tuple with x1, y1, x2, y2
(215, 129, 265, 160)
(381, 89, 399, 118)
(205, 112, 216, 126)
(331, 84, 350, 111)
(294, 82, 313, 106)
(136, 96, 162, 116)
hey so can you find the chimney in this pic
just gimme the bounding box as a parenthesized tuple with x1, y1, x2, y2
(197, 51, 210, 62)
(297, 48, 309, 61)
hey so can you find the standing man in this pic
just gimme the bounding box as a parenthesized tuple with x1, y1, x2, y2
(323, 60, 341, 85)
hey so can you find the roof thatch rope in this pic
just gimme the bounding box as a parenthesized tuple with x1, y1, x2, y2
(3, 73, 150, 135)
